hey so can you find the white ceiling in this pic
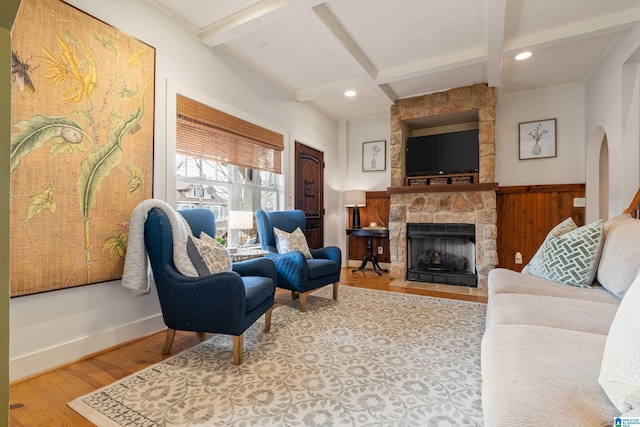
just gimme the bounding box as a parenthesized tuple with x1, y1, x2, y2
(150, 0, 640, 121)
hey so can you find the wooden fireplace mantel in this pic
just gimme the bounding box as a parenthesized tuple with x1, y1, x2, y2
(387, 182, 498, 194)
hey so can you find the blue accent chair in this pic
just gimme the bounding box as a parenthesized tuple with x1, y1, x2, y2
(144, 208, 276, 365)
(255, 209, 341, 312)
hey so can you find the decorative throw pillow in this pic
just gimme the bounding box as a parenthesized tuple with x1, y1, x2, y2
(596, 214, 640, 297)
(599, 270, 640, 412)
(522, 217, 577, 275)
(274, 227, 313, 259)
(186, 232, 232, 276)
(524, 219, 604, 288)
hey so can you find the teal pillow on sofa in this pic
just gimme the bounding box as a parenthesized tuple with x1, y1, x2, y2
(525, 219, 604, 288)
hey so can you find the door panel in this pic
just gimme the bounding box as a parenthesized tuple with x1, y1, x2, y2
(295, 142, 324, 248)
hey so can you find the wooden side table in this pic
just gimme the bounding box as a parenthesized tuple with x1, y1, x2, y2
(346, 228, 389, 275)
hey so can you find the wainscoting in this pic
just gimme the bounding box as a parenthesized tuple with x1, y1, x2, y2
(347, 191, 390, 263)
(496, 183, 586, 272)
(347, 184, 587, 277)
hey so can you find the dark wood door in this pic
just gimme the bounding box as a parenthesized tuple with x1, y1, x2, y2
(295, 141, 324, 248)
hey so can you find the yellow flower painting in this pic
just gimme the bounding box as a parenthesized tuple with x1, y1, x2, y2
(10, 0, 155, 296)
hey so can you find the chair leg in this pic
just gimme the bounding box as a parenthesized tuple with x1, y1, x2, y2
(264, 306, 273, 333)
(333, 282, 339, 300)
(233, 334, 244, 365)
(162, 328, 176, 355)
(299, 291, 308, 312)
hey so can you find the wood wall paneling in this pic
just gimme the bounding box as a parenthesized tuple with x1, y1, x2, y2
(347, 191, 390, 263)
(496, 184, 586, 272)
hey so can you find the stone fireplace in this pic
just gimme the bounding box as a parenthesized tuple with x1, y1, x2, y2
(387, 84, 498, 289)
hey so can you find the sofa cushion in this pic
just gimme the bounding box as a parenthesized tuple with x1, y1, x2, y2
(486, 293, 619, 335)
(274, 227, 313, 259)
(488, 268, 620, 304)
(524, 219, 604, 288)
(186, 232, 232, 276)
(307, 258, 340, 280)
(599, 271, 640, 412)
(482, 324, 617, 426)
(241, 276, 276, 312)
(596, 214, 640, 297)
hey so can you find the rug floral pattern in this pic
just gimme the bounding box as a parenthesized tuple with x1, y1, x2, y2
(70, 286, 486, 426)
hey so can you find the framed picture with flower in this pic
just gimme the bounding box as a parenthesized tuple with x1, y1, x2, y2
(519, 119, 556, 160)
(362, 140, 386, 171)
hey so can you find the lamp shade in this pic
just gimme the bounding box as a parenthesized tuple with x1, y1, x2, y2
(344, 190, 366, 207)
(228, 210, 254, 229)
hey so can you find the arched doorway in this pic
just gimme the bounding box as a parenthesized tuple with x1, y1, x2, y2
(585, 126, 609, 222)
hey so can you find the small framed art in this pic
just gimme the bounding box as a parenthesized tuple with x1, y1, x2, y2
(362, 140, 386, 171)
(519, 119, 556, 160)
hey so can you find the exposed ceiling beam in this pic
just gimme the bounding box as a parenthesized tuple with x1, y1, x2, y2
(503, 9, 640, 54)
(484, 0, 506, 90)
(376, 47, 488, 85)
(303, 1, 396, 105)
(200, 0, 295, 47)
(295, 78, 363, 102)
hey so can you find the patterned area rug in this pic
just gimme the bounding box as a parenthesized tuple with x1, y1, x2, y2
(69, 286, 486, 426)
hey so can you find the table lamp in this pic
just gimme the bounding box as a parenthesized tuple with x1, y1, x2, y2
(228, 210, 254, 249)
(344, 190, 366, 229)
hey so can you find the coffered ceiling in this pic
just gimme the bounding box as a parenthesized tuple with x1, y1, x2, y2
(149, 0, 640, 120)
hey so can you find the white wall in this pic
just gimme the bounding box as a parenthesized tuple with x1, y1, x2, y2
(347, 83, 587, 192)
(585, 26, 640, 222)
(9, 0, 339, 381)
(346, 116, 391, 191)
(495, 83, 586, 187)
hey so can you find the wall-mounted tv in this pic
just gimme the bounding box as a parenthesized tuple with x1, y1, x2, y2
(405, 129, 479, 177)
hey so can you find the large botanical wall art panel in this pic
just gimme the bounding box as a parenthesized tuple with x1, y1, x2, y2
(10, 0, 155, 296)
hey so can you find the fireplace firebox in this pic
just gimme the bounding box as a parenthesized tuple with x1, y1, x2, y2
(406, 223, 477, 287)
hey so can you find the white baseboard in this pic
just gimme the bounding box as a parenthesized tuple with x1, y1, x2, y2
(10, 314, 165, 383)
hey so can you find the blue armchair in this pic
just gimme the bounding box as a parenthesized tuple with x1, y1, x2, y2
(144, 208, 276, 365)
(255, 209, 341, 312)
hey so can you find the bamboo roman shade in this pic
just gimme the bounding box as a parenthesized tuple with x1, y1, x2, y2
(176, 95, 284, 173)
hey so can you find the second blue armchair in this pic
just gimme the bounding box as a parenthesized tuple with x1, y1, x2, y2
(256, 209, 341, 311)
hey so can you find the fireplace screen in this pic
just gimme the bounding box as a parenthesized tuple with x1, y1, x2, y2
(407, 223, 477, 287)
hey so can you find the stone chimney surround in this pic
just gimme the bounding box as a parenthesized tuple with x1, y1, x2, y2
(387, 84, 497, 289)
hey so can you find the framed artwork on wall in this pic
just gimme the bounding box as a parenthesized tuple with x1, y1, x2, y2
(519, 118, 557, 160)
(10, 0, 155, 296)
(362, 140, 386, 172)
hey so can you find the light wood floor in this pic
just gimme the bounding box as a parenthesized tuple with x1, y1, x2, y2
(9, 268, 487, 426)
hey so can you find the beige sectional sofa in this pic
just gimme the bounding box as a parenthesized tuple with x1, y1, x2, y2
(482, 213, 640, 426)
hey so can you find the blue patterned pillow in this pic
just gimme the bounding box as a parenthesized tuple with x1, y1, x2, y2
(187, 232, 232, 276)
(274, 227, 313, 259)
(525, 219, 604, 288)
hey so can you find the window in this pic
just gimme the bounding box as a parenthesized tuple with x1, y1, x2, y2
(175, 155, 282, 245)
(175, 95, 285, 245)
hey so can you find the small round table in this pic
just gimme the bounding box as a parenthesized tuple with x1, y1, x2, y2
(346, 228, 389, 275)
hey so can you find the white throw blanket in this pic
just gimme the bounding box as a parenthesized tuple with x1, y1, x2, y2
(121, 199, 198, 296)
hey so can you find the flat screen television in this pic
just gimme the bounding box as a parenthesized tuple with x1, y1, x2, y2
(405, 129, 479, 177)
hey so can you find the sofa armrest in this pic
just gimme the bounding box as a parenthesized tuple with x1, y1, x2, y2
(159, 268, 247, 332)
(266, 251, 309, 289)
(310, 246, 342, 266)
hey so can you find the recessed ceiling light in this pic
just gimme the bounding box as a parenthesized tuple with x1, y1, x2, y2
(345, 90, 356, 97)
(515, 51, 532, 61)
